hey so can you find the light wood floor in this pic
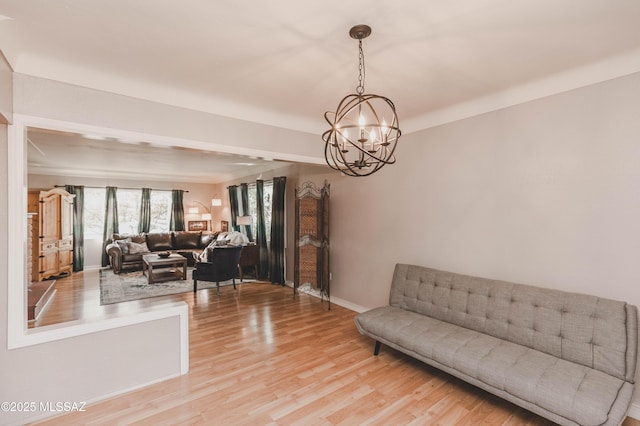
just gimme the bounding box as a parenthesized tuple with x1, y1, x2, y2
(31, 271, 640, 425)
(30, 269, 162, 328)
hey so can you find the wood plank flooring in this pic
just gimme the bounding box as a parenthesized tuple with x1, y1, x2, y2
(29, 269, 163, 328)
(30, 270, 640, 425)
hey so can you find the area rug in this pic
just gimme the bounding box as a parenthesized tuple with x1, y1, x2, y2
(99, 268, 241, 305)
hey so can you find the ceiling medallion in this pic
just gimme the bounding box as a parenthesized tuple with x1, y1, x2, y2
(322, 24, 401, 177)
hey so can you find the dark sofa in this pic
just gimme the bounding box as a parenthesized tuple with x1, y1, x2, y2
(105, 231, 217, 273)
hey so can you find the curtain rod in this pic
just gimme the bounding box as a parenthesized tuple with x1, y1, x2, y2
(227, 179, 275, 189)
(55, 184, 189, 192)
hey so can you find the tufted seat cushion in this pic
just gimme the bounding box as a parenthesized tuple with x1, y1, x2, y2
(388, 265, 632, 381)
(356, 306, 623, 426)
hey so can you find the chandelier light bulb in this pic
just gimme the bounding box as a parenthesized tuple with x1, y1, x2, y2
(341, 130, 349, 153)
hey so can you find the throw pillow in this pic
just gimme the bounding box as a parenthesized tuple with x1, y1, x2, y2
(127, 241, 150, 254)
(131, 234, 147, 244)
(115, 238, 131, 254)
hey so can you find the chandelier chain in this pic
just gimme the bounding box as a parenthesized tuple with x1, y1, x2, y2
(356, 40, 365, 95)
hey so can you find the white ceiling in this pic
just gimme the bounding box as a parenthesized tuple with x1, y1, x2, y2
(25, 127, 296, 183)
(3, 0, 640, 181)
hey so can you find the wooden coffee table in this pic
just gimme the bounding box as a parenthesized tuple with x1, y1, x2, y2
(142, 253, 187, 284)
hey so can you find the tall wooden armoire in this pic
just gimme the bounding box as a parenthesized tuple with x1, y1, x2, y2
(294, 180, 330, 309)
(28, 188, 75, 282)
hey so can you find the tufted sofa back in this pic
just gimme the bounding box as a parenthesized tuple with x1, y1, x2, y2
(389, 264, 638, 382)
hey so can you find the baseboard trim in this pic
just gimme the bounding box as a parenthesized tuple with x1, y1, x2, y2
(627, 403, 640, 420)
(328, 296, 368, 313)
(288, 283, 368, 313)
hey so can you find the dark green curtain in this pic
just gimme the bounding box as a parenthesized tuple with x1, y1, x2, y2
(65, 185, 84, 272)
(240, 183, 253, 241)
(269, 176, 286, 285)
(228, 185, 240, 232)
(138, 187, 151, 233)
(170, 189, 185, 231)
(255, 179, 269, 279)
(101, 186, 119, 267)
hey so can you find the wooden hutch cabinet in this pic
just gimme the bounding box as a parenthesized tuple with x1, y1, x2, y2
(28, 188, 75, 282)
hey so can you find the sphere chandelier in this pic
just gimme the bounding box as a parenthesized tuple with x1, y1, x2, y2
(322, 25, 401, 177)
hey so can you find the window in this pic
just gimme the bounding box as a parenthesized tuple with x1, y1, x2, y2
(116, 189, 141, 234)
(83, 188, 172, 237)
(149, 190, 172, 232)
(83, 187, 105, 239)
(247, 181, 273, 242)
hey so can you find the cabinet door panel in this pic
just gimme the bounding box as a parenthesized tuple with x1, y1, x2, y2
(61, 195, 74, 239)
(40, 194, 60, 243)
(40, 250, 59, 279)
(59, 249, 73, 273)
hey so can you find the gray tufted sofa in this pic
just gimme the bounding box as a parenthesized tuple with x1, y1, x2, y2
(354, 264, 638, 426)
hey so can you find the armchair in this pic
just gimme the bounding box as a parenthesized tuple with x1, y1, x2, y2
(192, 245, 243, 295)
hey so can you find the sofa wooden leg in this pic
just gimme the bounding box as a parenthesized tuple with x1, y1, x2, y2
(374, 341, 381, 356)
(193, 279, 198, 293)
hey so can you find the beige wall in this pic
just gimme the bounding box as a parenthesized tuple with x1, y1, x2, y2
(327, 71, 640, 312)
(14, 74, 321, 163)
